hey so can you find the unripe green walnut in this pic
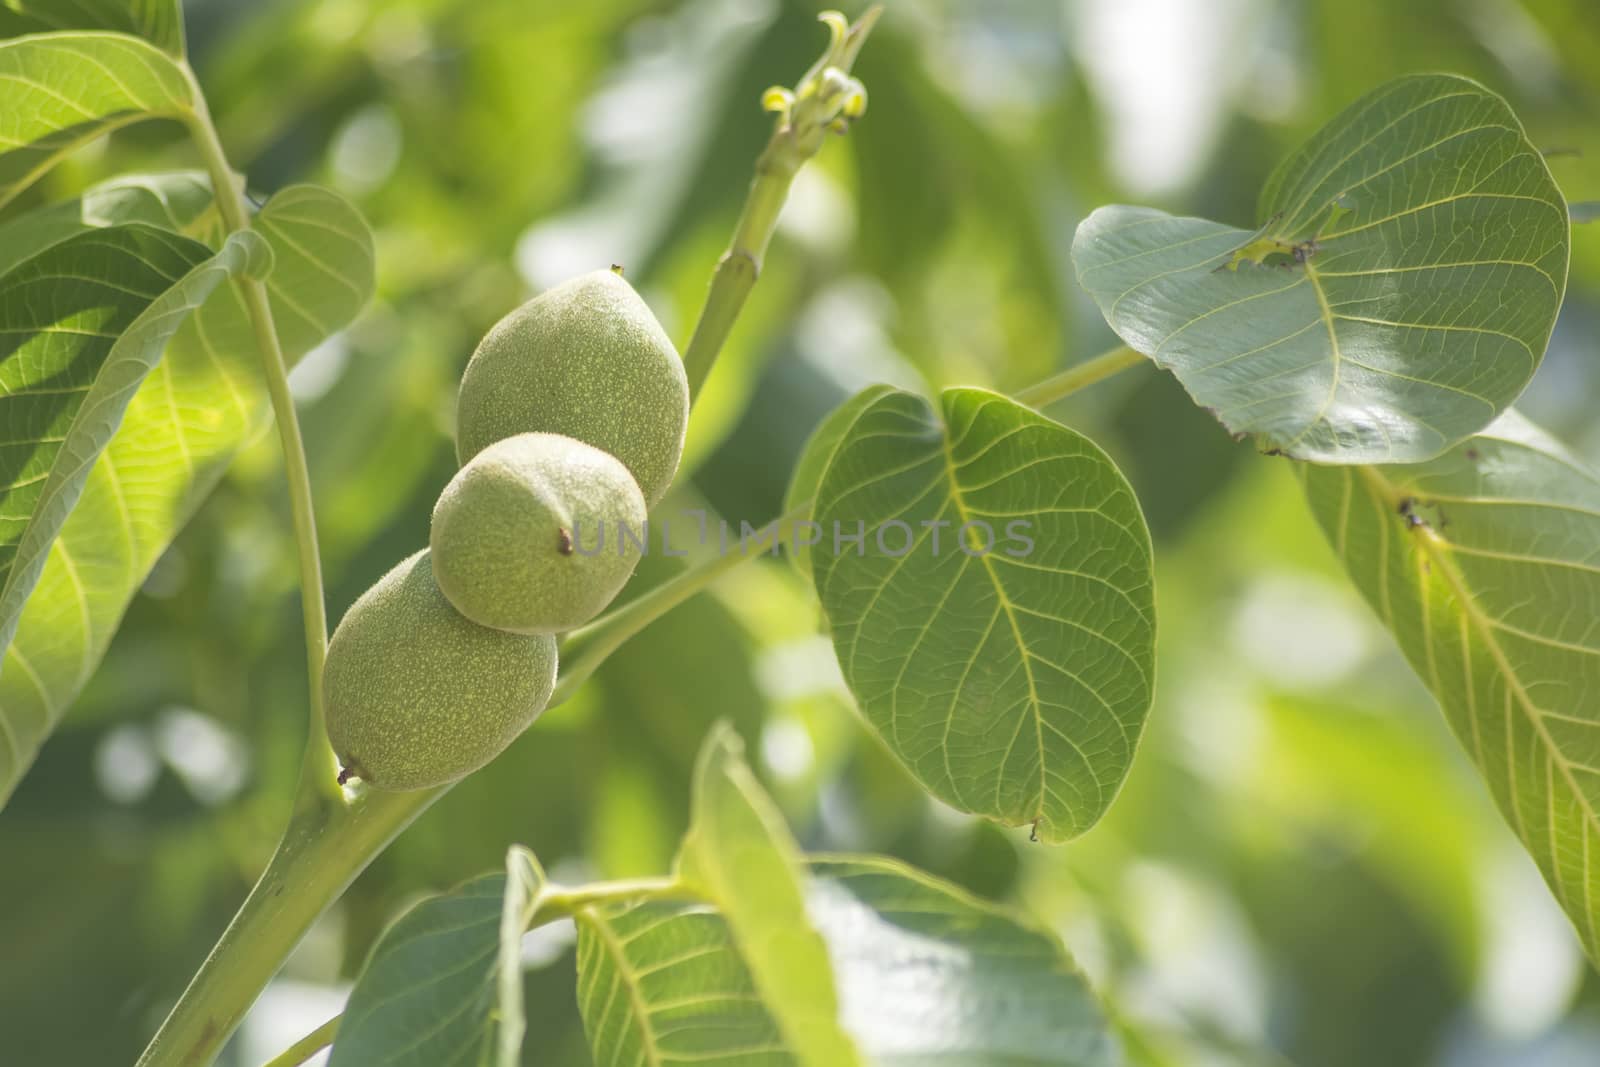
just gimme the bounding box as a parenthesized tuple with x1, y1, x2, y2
(323, 550, 557, 791)
(431, 432, 647, 634)
(455, 268, 688, 505)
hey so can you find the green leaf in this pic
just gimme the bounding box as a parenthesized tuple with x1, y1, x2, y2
(1302, 411, 1600, 960)
(576, 898, 797, 1067)
(808, 857, 1117, 1067)
(0, 1, 185, 56)
(0, 32, 195, 211)
(0, 224, 269, 661)
(0, 171, 215, 278)
(676, 723, 861, 1067)
(1072, 73, 1568, 464)
(329, 848, 545, 1067)
(496, 847, 544, 1067)
(811, 387, 1155, 842)
(575, 857, 1117, 1067)
(784, 384, 896, 583)
(0, 179, 374, 805)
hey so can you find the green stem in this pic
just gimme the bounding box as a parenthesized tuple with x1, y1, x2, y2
(554, 504, 809, 700)
(136, 790, 437, 1067)
(181, 74, 340, 807)
(1011, 344, 1146, 409)
(680, 6, 882, 400)
(535, 876, 690, 920)
(680, 151, 797, 401)
(259, 1015, 339, 1067)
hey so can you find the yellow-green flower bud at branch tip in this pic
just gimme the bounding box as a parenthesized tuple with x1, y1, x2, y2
(760, 9, 877, 150)
(431, 432, 648, 635)
(323, 550, 558, 791)
(456, 268, 688, 505)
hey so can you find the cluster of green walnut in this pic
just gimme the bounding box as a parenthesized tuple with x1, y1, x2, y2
(322, 269, 689, 790)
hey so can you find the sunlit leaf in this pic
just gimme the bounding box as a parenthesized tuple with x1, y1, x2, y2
(676, 723, 860, 1066)
(1303, 411, 1600, 960)
(811, 387, 1155, 842)
(328, 847, 545, 1067)
(576, 898, 796, 1067)
(1073, 74, 1568, 464)
(0, 1, 185, 55)
(0, 225, 269, 657)
(0, 32, 194, 211)
(575, 856, 1117, 1067)
(0, 179, 374, 805)
(809, 856, 1117, 1067)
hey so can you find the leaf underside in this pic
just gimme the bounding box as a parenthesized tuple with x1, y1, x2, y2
(1073, 73, 1568, 464)
(575, 857, 1118, 1067)
(1303, 411, 1600, 960)
(577, 898, 797, 1067)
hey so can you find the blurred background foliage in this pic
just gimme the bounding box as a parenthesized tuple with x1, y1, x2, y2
(1, 0, 1598, 1064)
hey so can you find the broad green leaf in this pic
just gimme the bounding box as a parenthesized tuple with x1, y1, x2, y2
(811, 387, 1155, 843)
(0, 32, 194, 211)
(784, 384, 896, 583)
(676, 723, 860, 1067)
(0, 180, 374, 805)
(576, 898, 796, 1067)
(1302, 411, 1600, 960)
(0, 226, 269, 665)
(1073, 74, 1568, 464)
(808, 857, 1117, 1067)
(0, 1, 185, 55)
(575, 857, 1116, 1067)
(329, 848, 544, 1067)
(0, 171, 215, 278)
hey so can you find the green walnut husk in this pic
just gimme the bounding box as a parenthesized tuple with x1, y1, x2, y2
(431, 431, 648, 634)
(456, 268, 688, 504)
(323, 550, 558, 791)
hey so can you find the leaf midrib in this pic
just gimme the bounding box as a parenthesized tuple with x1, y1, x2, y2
(935, 423, 1051, 829)
(1357, 465, 1600, 904)
(579, 907, 666, 1067)
(1284, 259, 1345, 455)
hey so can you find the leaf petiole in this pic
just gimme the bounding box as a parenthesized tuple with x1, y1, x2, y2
(1012, 344, 1146, 409)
